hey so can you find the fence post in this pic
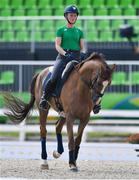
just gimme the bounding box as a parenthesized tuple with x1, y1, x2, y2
(19, 120, 25, 141)
(19, 64, 25, 141)
(30, 20, 35, 54)
(19, 64, 23, 93)
(129, 64, 132, 94)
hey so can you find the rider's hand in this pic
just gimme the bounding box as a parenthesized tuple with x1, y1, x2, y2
(80, 52, 87, 61)
(64, 52, 75, 60)
(93, 104, 101, 114)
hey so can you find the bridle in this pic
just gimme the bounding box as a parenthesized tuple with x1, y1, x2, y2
(79, 72, 99, 90)
(76, 66, 109, 104)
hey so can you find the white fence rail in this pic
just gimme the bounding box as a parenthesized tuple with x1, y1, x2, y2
(1, 109, 139, 118)
(0, 123, 139, 142)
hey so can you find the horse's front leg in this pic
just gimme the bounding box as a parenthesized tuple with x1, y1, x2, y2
(75, 118, 89, 162)
(53, 117, 66, 158)
(66, 114, 77, 171)
(39, 109, 49, 169)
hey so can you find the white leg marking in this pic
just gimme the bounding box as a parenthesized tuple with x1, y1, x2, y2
(53, 150, 61, 158)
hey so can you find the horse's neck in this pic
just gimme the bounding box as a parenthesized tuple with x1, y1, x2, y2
(79, 61, 99, 80)
(77, 66, 93, 94)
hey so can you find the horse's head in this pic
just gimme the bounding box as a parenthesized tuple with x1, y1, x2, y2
(89, 52, 116, 104)
(77, 52, 116, 104)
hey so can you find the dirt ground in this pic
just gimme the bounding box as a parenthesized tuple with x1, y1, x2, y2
(1, 159, 139, 179)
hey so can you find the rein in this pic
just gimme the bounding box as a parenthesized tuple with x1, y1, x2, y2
(79, 72, 98, 90)
(74, 60, 99, 90)
(75, 63, 105, 104)
(75, 66, 99, 91)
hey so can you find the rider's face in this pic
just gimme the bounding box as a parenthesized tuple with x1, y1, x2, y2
(67, 13, 77, 24)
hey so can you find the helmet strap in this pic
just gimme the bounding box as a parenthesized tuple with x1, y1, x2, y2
(65, 14, 77, 24)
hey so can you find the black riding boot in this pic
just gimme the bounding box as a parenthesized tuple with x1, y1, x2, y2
(39, 80, 54, 109)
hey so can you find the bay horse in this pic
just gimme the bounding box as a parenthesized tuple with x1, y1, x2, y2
(4, 52, 115, 171)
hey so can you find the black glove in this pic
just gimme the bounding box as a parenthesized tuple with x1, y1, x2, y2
(80, 52, 87, 61)
(64, 52, 75, 61)
(93, 104, 101, 114)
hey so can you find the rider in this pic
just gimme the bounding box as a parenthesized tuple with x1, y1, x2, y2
(39, 5, 86, 109)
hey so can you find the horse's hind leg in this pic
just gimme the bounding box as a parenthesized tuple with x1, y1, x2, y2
(53, 117, 66, 158)
(39, 108, 49, 169)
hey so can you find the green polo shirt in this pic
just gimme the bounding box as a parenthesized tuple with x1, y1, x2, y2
(56, 26, 84, 51)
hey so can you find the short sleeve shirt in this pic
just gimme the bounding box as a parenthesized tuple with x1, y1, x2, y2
(56, 26, 84, 51)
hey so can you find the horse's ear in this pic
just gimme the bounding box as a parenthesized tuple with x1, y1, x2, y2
(110, 64, 116, 72)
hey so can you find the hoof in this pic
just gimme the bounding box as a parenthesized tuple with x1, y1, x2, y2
(69, 163, 78, 172)
(53, 150, 61, 159)
(41, 160, 49, 170)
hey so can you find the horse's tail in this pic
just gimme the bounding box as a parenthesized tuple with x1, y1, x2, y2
(4, 73, 39, 124)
